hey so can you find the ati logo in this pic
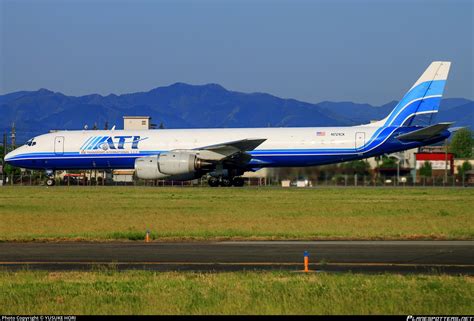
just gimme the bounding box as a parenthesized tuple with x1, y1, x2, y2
(80, 136, 147, 151)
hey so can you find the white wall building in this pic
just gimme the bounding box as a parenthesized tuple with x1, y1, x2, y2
(366, 148, 418, 170)
(123, 116, 151, 130)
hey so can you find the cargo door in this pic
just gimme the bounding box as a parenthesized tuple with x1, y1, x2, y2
(355, 132, 365, 149)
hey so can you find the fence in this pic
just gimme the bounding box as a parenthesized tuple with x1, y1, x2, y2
(1, 171, 472, 187)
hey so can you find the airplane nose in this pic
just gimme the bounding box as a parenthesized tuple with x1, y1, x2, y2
(4, 151, 14, 163)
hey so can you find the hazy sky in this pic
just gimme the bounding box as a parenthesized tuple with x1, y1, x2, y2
(1, 0, 473, 105)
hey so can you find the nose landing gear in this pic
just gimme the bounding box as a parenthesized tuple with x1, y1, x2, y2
(44, 170, 56, 186)
(45, 177, 56, 186)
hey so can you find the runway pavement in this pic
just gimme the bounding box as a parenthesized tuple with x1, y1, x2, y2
(0, 241, 472, 274)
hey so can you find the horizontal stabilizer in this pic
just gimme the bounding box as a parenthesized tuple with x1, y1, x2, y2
(396, 122, 453, 142)
(448, 126, 466, 133)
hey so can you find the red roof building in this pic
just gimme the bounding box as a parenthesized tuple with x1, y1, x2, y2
(415, 152, 454, 176)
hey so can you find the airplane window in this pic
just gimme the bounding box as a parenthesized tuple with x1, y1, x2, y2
(25, 139, 36, 146)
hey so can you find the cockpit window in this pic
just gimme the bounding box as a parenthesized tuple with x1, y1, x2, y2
(26, 139, 36, 147)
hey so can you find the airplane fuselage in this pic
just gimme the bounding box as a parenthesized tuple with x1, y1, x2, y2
(4, 125, 449, 171)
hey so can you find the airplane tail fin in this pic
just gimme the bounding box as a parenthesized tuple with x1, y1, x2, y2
(377, 61, 451, 128)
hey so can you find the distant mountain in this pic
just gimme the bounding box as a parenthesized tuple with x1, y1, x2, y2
(317, 101, 397, 125)
(0, 83, 472, 143)
(322, 98, 474, 129)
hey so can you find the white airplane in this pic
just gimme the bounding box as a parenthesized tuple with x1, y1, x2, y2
(5, 61, 454, 187)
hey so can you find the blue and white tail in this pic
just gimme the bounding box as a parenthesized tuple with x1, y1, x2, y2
(376, 61, 451, 128)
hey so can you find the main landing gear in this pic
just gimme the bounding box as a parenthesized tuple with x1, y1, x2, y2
(208, 176, 245, 187)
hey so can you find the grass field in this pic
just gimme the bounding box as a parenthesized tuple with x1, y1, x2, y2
(0, 186, 473, 241)
(0, 270, 472, 315)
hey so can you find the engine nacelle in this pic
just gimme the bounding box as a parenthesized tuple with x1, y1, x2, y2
(134, 152, 207, 180)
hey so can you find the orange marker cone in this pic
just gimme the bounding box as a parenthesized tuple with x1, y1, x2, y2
(304, 251, 309, 272)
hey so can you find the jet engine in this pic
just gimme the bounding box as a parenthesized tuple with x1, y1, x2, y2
(134, 152, 210, 180)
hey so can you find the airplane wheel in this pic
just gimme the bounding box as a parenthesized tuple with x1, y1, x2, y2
(46, 178, 56, 186)
(220, 177, 232, 187)
(208, 177, 219, 187)
(232, 177, 245, 187)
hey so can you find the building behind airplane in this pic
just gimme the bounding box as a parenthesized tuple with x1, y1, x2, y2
(5, 62, 455, 187)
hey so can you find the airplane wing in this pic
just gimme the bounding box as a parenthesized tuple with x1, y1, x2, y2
(187, 138, 267, 164)
(201, 138, 266, 156)
(396, 122, 453, 142)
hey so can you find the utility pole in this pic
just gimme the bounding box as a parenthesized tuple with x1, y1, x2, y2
(2, 133, 7, 184)
(390, 154, 401, 186)
(2, 133, 6, 158)
(444, 138, 448, 185)
(11, 122, 16, 149)
(397, 161, 400, 186)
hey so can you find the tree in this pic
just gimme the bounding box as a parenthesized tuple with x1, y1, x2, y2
(379, 156, 397, 169)
(3, 163, 21, 176)
(419, 161, 432, 178)
(158, 122, 165, 129)
(341, 160, 370, 176)
(449, 128, 473, 158)
(457, 161, 472, 183)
